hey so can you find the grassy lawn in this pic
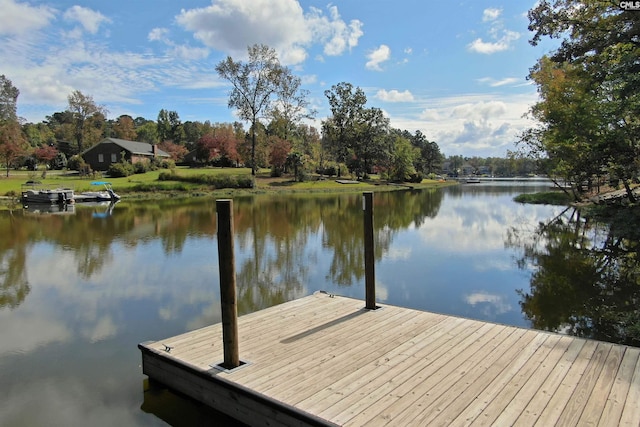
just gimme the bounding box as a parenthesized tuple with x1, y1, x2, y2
(0, 166, 455, 206)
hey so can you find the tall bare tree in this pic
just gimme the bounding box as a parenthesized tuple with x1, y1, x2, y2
(270, 68, 316, 141)
(67, 90, 107, 153)
(0, 75, 19, 122)
(216, 44, 284, 175)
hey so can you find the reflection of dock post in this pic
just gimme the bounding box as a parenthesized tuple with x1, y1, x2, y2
(363, 192, 376, 309)
(216, 199, 240, 369)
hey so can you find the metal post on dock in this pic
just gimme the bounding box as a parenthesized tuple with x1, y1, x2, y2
(216, 199, 240, 369)
(363, 192, 377, 310)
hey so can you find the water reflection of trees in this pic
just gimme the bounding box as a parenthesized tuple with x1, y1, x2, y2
(507, 206, 640, 346)
(323, 189, 443, 286)
(0, 213, 32, 308)
(0, 189, 443, 312)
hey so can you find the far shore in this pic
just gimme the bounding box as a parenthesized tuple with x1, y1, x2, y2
(0, 167, 458, 209)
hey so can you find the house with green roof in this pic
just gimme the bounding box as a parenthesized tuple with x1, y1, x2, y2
(81, 138, 170, 171)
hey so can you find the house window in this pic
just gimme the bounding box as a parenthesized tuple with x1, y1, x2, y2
(111, 153, 117, 162)
(98, 154, 104, 163)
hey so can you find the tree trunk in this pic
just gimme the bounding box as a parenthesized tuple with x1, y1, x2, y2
(251, 127, 256, 176)
(622, 179, 636, 203)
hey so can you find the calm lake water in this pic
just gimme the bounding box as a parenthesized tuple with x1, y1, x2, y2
(0, 181, 590, 425)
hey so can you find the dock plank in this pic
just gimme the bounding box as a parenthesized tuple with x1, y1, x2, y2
(598, 347, 639, 426)
(556, 342, 612, 426)
(513, 337, 585, 426)
(619, 348, 640, 426)
(300, 316, 469, 418)
(139, 293, 640, 427)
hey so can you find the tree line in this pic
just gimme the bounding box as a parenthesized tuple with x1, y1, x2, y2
(2, 43, 532, 182)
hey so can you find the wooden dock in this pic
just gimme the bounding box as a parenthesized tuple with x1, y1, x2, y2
(139, 292, 640, 426)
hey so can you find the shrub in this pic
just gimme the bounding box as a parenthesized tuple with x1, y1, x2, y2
(161, 159, 175, 169)
(158, 171, 254, 189)
(317, 165, 337, 176)
(134, 161, 149, 174)
(108, 161, 135, 177)
(408, 172, 424, 183)
(67, 155, 85, 172)
(50, 152, 68, 170)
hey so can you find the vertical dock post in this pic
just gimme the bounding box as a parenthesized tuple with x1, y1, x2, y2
(363, 192, 376, 309)
(216, 199, 240, 369)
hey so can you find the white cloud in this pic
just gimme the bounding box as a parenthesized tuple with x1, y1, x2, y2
(0, 0, 55, 36)
(366, 44, 391, 71)
(148, 27, 210, 60)
(148, 27, 168, 42)
(468, 30, 520, 54)
(477, 77, 521, 87)
(311, 5, 363, 57)
(482, 8, 502, 22)
(176, 0, 362, 65)
(376, 89, 414, 102)
(468, 9, 520, 54)
(450, 100, 507, 120)
(389, 92, 537, 157)
(63, 6, 111, 35)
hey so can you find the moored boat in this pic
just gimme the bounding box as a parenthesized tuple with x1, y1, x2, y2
(21, 181, 74, 204)
(75, 181, 121, 203)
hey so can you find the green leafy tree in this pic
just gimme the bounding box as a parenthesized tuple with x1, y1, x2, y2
(136, 121, 159, 144)
(323, 82, 366, 174)
(352, 106, 389, 178)
(155, 109, 185, 144)
(524, 0, 640, 201)
(23, 122, 55, 147)
(389, 136, 416, 182)
(216, 44, 285, 175)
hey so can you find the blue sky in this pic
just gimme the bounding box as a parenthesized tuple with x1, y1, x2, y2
(1, 0, 559, 157)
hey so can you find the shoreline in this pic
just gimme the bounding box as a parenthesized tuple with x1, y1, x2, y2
(0, 179, 457, 209)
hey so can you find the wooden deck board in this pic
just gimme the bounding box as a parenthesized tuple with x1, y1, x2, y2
(599, 347, 640, 426)
(139, 293, 640, 427)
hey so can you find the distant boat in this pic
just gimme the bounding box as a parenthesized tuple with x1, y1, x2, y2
(75, 181, 121, 203)
(465, 178, 481, 184)
(21, 181, 74, 204)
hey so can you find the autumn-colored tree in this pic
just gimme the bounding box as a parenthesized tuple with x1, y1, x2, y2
(0, 76, 28, 176)
(113, 115, 137, 140)
(34, 145, 58, 175)
(0, 121, 28, 177)
(158, 141, 188, 162)
(268, 136, 291, 176)
(195, 126, 240, 166)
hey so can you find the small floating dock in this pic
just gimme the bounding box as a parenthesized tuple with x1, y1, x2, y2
(139, 292, 640, 426)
